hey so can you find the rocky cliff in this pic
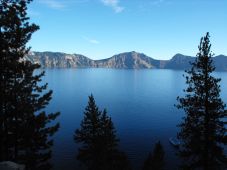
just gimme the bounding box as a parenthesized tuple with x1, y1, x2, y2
(27, 51, 227, 71)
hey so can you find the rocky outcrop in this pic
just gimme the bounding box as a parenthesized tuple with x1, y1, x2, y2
(27, 52, 94, 68)
(212, 55, 227, 71)
(0, 161, 25, 170)
(95, 51, 160, 69)
(162, 53, 194, 70)
(27, 51, 227, 71)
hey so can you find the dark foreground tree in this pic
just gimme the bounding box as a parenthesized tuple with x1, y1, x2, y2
(176, 32, 227, 170)
(74, 94, 131, 170)
(0, 0, 60, 169)
(142, 141, 165, 170)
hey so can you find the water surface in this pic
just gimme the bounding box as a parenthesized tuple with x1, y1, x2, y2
(42, 69, 227, 170)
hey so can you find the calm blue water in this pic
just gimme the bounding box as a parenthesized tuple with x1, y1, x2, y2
(41, 69, 227, 170)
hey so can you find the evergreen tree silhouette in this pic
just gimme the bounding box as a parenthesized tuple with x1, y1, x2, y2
(0, 0, 60, 169)
(142, 141, 165, 170)
(74, 94, 131, 170)
(176, 32, 227, 170)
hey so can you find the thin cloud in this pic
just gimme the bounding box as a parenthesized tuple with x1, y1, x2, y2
(38, 0, 90, 10)
(38, 0, 65, 10)
(89, 39, 100, 44)
(101, 0, 124, 13)
(83, 36, 100, 44)
(150, 0, 165, 6)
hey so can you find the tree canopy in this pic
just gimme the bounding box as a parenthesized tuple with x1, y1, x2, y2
(142, 141, 165, 170)
(0, 0, 60, 169)
(176, 32, 227, 170)
(74, 94, 131, 170)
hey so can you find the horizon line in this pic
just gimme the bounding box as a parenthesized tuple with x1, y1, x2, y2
(29, 50, 226, 61)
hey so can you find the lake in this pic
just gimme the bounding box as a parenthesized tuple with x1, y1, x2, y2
(41, 69, 227, 170)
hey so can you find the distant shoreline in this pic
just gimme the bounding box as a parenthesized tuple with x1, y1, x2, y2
(27, 51, 227, 71)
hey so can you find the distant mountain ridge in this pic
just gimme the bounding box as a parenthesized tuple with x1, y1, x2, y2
(27, 51, 227, 71)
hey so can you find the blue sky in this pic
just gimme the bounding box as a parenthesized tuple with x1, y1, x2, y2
(27, 0, 227, 60)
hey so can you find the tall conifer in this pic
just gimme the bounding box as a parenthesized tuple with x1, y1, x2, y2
(142, 141, 165, 170)
(74, 95, 131, 170)
(0, 0, 60, 169)
(176, 32, 227, 169)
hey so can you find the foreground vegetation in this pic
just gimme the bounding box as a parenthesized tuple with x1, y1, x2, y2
(0, 0, 60, 169)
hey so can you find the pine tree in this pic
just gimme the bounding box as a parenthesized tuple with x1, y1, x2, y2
(74, 94, 131, 170)
(176, 32, 227, 170)
(74, 94, 102, 168)
(142, 141, 165, 170)
(100, 109, 119, 154)
(0, 0, 60, 169)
